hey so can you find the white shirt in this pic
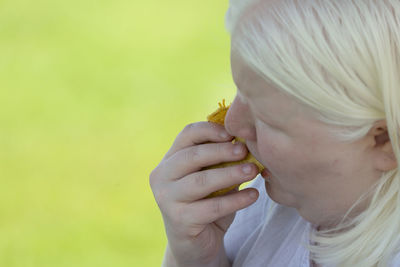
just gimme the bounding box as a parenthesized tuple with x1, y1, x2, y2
(224, 175, 400, 267)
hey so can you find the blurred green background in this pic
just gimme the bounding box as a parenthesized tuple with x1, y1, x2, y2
(0, 0, 235, 266)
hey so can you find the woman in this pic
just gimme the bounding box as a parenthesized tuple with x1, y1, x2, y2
(150, 0, 400, 266)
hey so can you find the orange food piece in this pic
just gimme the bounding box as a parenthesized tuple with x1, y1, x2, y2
(205, 100, 265, 198)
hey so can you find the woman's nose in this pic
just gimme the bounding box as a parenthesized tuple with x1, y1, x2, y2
(225, 95, 257, 141)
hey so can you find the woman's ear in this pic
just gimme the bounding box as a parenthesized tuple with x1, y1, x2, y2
(368, 120, 397, 172)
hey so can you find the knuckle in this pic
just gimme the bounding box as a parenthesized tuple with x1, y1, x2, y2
(149, 169, 169, 207)
(149, 168, 160, 188)
(153, 184, 175, 212)
(215, 142, 226, 155)
(154, 186, 168, 206)
(185, 146, 201, 163)
(149, 163, 166, 187)
(211, 198, 223, 217)
(194, 171, 208, 188)
(175, 123, 197, 143)
(182, 122, 196, 133)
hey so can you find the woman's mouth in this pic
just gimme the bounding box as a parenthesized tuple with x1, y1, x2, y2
(261, 168, 271, 179)
(261, 168, 271, 182)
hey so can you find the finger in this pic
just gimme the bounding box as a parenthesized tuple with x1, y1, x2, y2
(163, 141, 248, 180)
(182, 188, 259, 225)
(173, 163, 259, 201)
(163, 122, 234, 160)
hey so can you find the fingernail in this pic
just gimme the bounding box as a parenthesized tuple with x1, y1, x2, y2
(242, 164, 252, 174)
(233, 144, 244, 155)
(220, 131, 229, 139)
(249, 190, 258, 199)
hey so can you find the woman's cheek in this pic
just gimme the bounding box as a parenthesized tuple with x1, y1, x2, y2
(256, 126, 296, 175)
(258, 135, 288, 171)
(257, 126, 291, 158)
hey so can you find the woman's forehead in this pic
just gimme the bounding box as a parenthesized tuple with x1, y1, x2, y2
(231, 54, 293, 121)
(231, 52, 266, 97)
(231, 52, 289, 103)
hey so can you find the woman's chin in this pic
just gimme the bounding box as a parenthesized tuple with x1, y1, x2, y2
(264, 178, 280, 204)
(263, 176, 295, 207)
(263, 175, 281, 203)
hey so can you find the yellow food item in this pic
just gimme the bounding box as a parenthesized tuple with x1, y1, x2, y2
(205, 100, 265, 198)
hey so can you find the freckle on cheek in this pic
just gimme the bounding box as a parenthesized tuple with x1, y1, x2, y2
(332, 159, 340, 167)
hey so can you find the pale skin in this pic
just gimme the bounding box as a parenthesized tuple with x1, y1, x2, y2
(227, 52, 398, 229)
(150, 52, 397, 267)
(150, 122, 260, 267)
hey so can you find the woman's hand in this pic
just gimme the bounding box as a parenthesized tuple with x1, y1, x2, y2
(150, 121, 259, 267)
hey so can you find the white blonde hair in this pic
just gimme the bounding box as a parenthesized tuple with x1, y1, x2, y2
(226, 0, 400, 266)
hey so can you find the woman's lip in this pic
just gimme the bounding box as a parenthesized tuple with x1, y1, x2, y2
(261, 168, 270, 179)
